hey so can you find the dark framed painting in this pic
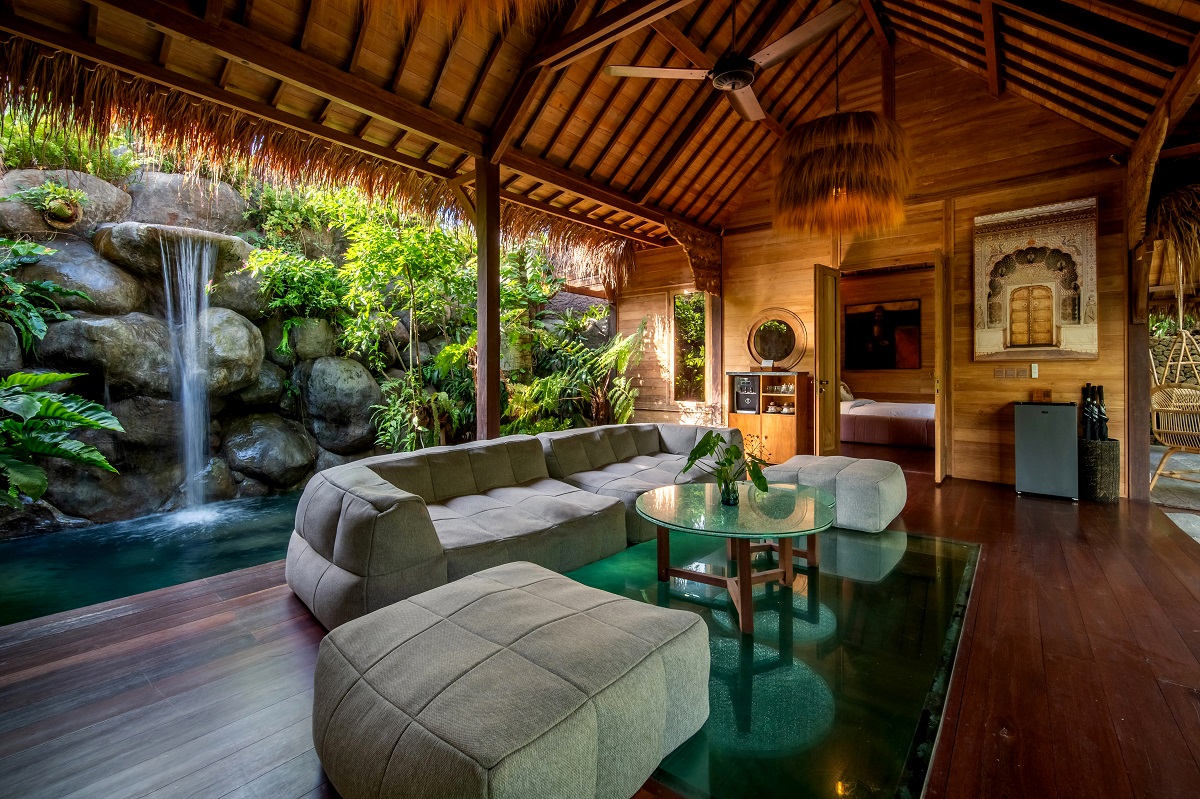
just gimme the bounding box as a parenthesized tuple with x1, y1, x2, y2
(844, 300, 921, 370)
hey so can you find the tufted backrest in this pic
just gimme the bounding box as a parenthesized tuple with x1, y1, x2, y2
(537, 423, 740, 479)
(356, 435, 549, 503)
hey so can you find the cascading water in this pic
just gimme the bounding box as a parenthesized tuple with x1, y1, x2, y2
(160, 235, 217, 508)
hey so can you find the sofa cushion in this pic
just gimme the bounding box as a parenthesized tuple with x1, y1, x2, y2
(312, 562, 710, 799)
(763, 455, 907, 533)
(430, 478, 626, 580)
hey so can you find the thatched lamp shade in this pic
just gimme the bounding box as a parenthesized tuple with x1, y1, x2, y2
(773, 111, 913, 237)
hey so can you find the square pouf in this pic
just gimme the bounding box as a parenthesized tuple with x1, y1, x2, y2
(764, 455, 907, 533)
(312, 561, 709, 799)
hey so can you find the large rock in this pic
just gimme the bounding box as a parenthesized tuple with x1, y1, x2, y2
(36, 313, 173, 397)
(259, 313, 295, 368)
(209, 268, 269, 320)
(222, 413, 316, 487)
(235, 360, 286, 406)
(315, 446, 372, 473)
(41, 428, 182, 522)
(108, 396, 181, 449)
(298, 356, 382, 454)
(290, 318, 336, 361)
(16, 238, 146, 315)
(0, 170, 131, 237)
(126, 172, 246, 235)
(205, 308, 263, 396)
(94, 222, 250, 282)
(0, 322, 22, 375)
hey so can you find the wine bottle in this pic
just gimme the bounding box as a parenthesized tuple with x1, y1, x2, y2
(1081, 383, 1093, 440)
(1097, 385, 1108, 441)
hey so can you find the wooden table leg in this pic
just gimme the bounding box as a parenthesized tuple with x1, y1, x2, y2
(808, 534, 819, 568)
(778, 537, 794, 587)
(734, 537, 754, 635)
(656, 525, 669, 582)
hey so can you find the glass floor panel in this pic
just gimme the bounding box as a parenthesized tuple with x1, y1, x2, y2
(567, 529, 978, 799)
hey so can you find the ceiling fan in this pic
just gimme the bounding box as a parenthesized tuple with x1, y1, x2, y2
(603, 0, 856, 122)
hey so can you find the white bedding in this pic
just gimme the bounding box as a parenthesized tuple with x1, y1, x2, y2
(840, 399, 934, 419)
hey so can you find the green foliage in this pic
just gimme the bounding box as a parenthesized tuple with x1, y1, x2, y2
(2, 180, 89, 222)
(503, 320, 644, 431)
(0, 115, 143, 182)
(1150, 310, 1198, 338)
(673, 292, 706, 402)
(0, 238, 90, 351)
(0, 371, 124, 507)
(241, 184, 331, 254)
(682, 429, 768, 493)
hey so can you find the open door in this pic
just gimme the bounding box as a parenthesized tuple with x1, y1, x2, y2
(934, 250, 951, 483)
(814, 264, 841, 456)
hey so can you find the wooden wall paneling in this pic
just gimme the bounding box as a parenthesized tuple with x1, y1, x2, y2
(839, 267, 937, 402)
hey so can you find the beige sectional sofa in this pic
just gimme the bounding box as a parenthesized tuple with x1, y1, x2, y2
(538, 423, 742, 543)
(286, 423, 738, 628)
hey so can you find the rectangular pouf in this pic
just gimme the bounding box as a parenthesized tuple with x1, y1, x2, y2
(313, 561, 710, 799)
(763, 455, 907, 533)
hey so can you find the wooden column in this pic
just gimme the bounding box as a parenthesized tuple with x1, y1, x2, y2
(475, 158, 501, 440)
(1126, 241, 1152, 500)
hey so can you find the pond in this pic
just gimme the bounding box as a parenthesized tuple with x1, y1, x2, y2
(0, 494, 300, 627)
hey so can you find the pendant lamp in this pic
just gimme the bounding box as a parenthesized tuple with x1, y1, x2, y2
(773, 34, 912, 237)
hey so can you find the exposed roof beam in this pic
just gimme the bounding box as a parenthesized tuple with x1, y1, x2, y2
(489, 0, 588, 164)
(859, 0, 887, 44)
(0, 14, 458, 181)
(346, 3, 375, 73)
(85, 0, 485, 156)
(501, 189, 667, 247)
(534, 0, 695, 72)
(1087, 0, 1200, 41)
(459, 23, 511, 124)
(980, 0, 1002, 97)
(994, 0, 1188, 70)
(203, 0, 223, 25)
(1000, 23, 1161, 100)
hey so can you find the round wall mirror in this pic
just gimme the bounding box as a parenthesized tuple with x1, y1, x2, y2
(747, 308, 807, 369)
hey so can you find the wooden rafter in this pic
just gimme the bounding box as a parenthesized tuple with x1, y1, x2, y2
(86, 4, 99, 41)
(533, 0, 694, 72)
(459, 22, 512, 124)
(426, 18, 469, 110)
(489, 0, 588, 164)
(502, 189, 667, 247)
(859, 0, 895, 117)
(980, 0, 1002, 97)
(999, 23, 1162, 99)
(563, 32, 657, 169)
(298, 0, 320, 51)
(346, 3, 375, 73)
(203, 0, 223, 25)
(389, 10, 422, 93)
(0, 13, 458, 180)
(85, 0, 486, 156)
(539, 41, 621, 159)
(585, 47, 682, 179)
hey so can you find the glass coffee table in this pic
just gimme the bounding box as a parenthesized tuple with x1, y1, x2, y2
(636, 482, 835, 634)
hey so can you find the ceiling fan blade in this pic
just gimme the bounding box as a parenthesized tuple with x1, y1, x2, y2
(749, 0, 857, 70)
(604, 65, 711, 80)
(727, 87, 766, 122)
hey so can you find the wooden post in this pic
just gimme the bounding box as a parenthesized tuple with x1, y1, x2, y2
(475, 157, 501, 440)
(1127, 242, 1151, 500)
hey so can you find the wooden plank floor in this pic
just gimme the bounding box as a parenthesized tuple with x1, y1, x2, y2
(2, 472, 1200, 798)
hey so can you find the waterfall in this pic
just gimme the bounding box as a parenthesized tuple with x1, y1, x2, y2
(160, 235, 216, 508)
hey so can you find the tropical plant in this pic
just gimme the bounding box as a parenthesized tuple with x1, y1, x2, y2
(0, 114, 143, 182)
(681, 430, 768, 505)
(2, 180, 90, 222)
(245, 249, 346, 357)
(0, 238, 90, 350)
(673, 292, 705, 402)
(0, 371, 124, 508)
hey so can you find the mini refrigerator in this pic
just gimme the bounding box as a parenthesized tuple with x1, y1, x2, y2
(1014, 401, 1078, 500)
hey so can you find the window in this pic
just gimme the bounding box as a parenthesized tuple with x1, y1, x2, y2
(673, 292, 706, 402)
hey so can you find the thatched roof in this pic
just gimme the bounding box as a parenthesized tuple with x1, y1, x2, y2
(2, 0, 1199, 284)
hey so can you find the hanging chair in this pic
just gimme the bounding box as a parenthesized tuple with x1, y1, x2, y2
(1150, 383, 1200, 489)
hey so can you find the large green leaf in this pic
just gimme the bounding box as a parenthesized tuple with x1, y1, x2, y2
(17, 432, 118, 472)
(0, 453, 46, 499)
(35, 393, 124, 431)
(1, 371, 83, 390)
(0, 393, 40, 421)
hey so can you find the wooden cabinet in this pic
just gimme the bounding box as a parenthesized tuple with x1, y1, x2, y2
(726, 371, 812, 464)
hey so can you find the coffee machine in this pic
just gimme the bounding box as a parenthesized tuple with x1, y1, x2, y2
(733, 375, 760, 414)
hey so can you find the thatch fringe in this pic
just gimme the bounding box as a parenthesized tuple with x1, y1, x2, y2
(773, 110, 913, 237)
(1152, 185, 1200, 292)
(0, 34, 635, 289)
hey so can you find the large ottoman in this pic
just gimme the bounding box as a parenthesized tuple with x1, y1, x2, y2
(763, 455, 907, 533)
(313, 561, 710, 799)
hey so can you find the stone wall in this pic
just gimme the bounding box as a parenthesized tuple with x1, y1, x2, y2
(1151, 335, 1200, 385)
(0, 170, 384, 526)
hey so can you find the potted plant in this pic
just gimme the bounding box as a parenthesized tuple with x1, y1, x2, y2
(681, 429, 768, 506)
(1, 180, 90, 229)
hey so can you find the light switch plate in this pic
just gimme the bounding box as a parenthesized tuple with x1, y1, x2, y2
(1031, 363, 1039, 379)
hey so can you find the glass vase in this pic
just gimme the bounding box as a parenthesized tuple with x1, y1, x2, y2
(719, 480, 739, 506)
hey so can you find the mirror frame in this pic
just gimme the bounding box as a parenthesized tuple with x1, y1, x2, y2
(747, 308, 807, 369)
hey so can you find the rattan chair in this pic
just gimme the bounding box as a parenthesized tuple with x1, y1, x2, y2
(1150, 383, 1200, 489)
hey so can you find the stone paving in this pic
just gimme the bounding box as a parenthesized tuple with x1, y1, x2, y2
(1152, 445, 1200, 543)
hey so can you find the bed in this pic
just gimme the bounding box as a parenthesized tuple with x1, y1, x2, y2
(840, 399, 935, 448)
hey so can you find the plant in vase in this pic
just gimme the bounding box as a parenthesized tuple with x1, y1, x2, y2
(681, 430, 768, 506)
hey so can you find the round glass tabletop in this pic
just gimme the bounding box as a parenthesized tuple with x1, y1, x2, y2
(635, 483, 835, 539)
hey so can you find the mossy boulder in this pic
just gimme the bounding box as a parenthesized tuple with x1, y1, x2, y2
(0, 169, 131, 237)
(17, 239, 146, 315)
(126, 172, 246, 235)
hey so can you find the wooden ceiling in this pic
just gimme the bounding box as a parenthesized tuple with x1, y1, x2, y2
(3, 0, 1200, 250)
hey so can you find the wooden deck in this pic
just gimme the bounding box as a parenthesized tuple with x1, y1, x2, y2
(2, 471, 1200, 798)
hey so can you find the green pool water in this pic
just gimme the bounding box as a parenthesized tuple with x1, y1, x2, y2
(0, 495, 300, 627)
(566, 529, 978, 799)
